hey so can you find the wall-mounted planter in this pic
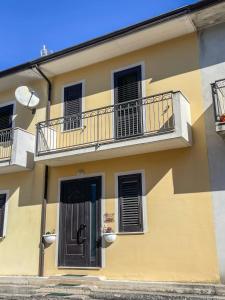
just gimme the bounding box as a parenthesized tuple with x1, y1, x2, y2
(43, 234, 56, 244)
(103, 232, 117, 243)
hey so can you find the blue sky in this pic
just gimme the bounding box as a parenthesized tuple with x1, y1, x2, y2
(0, 0, 197, 70)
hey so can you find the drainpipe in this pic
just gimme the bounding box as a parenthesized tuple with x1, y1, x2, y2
(34, 65, 51, 277)
(34, 65, 51, 120)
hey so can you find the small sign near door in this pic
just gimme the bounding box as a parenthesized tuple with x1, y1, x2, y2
(104, 213, 114, 223)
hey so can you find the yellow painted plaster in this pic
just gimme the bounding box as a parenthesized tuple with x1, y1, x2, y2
(0, 32, 219, 281)
(0, 164, 45, 275)
(43, 33, 219, 281)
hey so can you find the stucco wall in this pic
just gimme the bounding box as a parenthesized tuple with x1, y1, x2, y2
(0, 164, 45, 275)
(0, 75, 47, 275)
(44, 151, 219, 282)
(42, 33, 219, 282)
(0, 31, 220, 281)
(199, 22, 225, 282)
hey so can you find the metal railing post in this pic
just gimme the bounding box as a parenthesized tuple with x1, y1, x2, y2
(97, 109, 100, 147)
(10, 128, 14, 162)
(211, 83, 219, 122)
(35, 123, 40, 156)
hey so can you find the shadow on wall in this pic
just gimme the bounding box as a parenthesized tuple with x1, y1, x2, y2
(144, 103, 225, 194)
(14, 73, 48, 131)
(199, 23, 225, 70)
(17, 164, 45, 207)
(198, 22, 225, 192)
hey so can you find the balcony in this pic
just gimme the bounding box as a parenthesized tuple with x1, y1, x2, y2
(0, 128, 35, 174)
(212, 79, 225, 138)
(35, 91, 192, 166)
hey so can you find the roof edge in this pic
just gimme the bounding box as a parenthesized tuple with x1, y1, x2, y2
(0, 0, 223, 79)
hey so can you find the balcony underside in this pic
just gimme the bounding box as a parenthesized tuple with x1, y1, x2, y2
(0, 159, 33, 174)
(35, 131, 191, 167)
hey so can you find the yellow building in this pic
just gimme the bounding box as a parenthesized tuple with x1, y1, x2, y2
(0, 0, 224, 283)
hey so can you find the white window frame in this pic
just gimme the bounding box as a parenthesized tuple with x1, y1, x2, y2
(61, 80, 85, 132)
(115, 170, 148, 235)
(0, 190, 9, 239)
(111, 62, 146, 139)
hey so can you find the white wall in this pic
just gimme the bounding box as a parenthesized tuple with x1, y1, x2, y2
(199, 22, 225, 282)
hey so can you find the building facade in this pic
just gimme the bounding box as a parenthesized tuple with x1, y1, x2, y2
(0, 0, 224, 283)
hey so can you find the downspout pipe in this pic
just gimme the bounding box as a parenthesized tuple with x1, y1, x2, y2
(34, 65, 51, 119)
(34, 65, 51, 277)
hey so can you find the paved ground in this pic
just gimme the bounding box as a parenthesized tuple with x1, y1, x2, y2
(0, 276, 225, 299)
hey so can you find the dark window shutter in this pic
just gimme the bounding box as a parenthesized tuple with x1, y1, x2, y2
(0, 105, 13, 130)
(0, 194, 6, 237)
(64, 83, 82, 130)
(118, 173, 143, 233)
(114, 66, 143, 139)
(114, 66, 142, 104)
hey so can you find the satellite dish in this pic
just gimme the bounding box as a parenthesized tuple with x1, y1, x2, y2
(15, 86, 40, 109)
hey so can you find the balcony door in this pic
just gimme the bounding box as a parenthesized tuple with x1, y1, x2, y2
(114, 65, 143, 139)
(0, 104, 14, 151)
(58, 176, 102, 268)
(0, 104, 13, 131)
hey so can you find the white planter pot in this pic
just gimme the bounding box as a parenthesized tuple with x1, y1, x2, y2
(43, 234, 56, 244)
(104, 233, 117, 243)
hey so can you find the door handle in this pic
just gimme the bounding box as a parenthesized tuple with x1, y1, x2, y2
(77, 224, 87, 244)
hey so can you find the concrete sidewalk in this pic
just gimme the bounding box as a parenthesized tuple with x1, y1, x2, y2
(0, 276, 225, 299)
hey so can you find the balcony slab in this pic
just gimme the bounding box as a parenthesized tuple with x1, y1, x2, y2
(0, 128, 35, 174)
(35, 131, 191, 167)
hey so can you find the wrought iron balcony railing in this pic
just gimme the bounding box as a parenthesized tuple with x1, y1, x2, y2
(212, 78, 225, 123)
(36, 92, 176, 156)
(0, 128, 13, 160)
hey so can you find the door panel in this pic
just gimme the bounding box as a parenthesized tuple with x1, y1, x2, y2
(114, 66, 143, 139)
(58, 177, 101, 268)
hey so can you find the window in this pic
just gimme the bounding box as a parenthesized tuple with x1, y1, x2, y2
(118, 173, 143, 233)
(0, 104, 14, 143)
(63, 83, 83, 130)
(0, 104, 14, 130)
(0, 194, 7, 237)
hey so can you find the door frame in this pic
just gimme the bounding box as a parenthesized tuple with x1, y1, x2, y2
(111, 62, 146, 139)
(56, 172, 105, 269)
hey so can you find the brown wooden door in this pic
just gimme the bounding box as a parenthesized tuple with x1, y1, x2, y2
(58, 176, 102, 268)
